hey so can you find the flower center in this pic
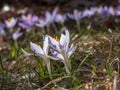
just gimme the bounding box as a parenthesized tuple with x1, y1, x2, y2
(8, 18, 12, 22)
(54, 36, 59, 41)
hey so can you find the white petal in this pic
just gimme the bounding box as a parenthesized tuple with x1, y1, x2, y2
(68, 44, 77, 58)
(67, 13, 75, 20)
(12, 29, 23, 40)
(65, 30, 70, 51)
(43, 36, 49, 55)
(30, 42, 44, 57)
(59, 34, 66, 46)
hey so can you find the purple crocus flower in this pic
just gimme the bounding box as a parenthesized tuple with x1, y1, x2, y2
(68, 9, 82, 20)
(68, 9, 82, 32)
(12, 28, 23, 40)
(54, 14, 66, 24)
(19, 14, 38, 30)
(5, 17, 17, 28)
(45, 7, 58, 26)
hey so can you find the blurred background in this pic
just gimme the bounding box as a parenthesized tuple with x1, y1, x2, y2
(0, 0, 119, 19)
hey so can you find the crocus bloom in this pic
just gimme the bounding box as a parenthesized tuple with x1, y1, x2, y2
(30, 36, 52, 78)
(30, 36, 48, 59)
(12, 28, 23, 40)
(19, 14, 38, 30)
(5, 17, 17, 28)
(54, 14, 66, 24)
(68, 9, 82, 32)
(48, 30, 76, 75)
(67, 9, 82, 21)
(44, 7, 58, 26)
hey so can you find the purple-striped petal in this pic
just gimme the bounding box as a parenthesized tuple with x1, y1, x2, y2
(48, 36, 61, 52)
(30, 42, 44, 57)
(50, 49, 64, 60)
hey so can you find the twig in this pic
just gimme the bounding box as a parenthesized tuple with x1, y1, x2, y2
(41, 76, 70, 90)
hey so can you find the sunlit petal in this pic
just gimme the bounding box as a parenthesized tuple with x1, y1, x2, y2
(43, 36, 49, 55)
(59, 34, 66, 46)
(30, 42, 44, 57)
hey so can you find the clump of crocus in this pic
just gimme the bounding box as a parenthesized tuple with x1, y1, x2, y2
(29, 29, 76, 76)
(48, 30, 77, 75)
(30, 36, 53, 78)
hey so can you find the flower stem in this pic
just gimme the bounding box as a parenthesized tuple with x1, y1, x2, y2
(63, 56, 71, 75)
(46, 60, 52, 79)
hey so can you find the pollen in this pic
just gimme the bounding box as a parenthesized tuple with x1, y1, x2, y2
(8, 18, 12, 22)
(54, 36, 59, 41)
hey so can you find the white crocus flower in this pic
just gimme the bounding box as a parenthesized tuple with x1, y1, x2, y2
(48, 30, 77, 75)
(30, 36, 52, 78)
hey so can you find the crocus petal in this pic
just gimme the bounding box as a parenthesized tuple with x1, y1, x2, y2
(12, 29, 23, 40)
(65, 30, 70, 51)
(50, 49, 64, 60)
(67, 13, 75, 20)
(59, 34, 66, 46)
(52, 7, 58, 19)
(45, 11, 51, 20)
(36, 19, 47, 28)
(30, 42, 44, 57)
(43, 36, 49, 55)
(68, 44, 77, 58)
(48, 36, 61, 52)
(54, 14, 66, 23)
